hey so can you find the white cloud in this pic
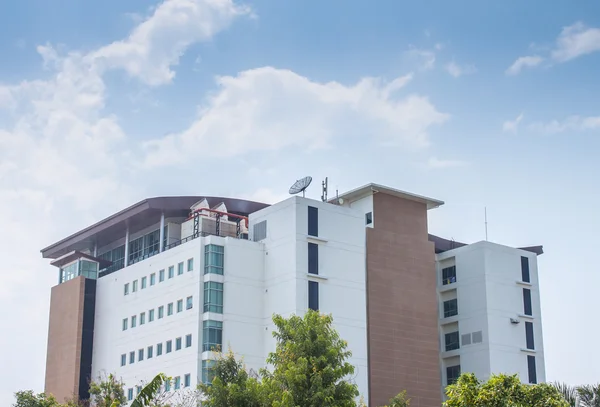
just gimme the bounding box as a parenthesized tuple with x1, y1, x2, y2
(505, 56, 544, 76)
(427, 157, 467, 169)
(445, 61, 477, 78)
(528, 115, 600, 134)
(404, 46, 436, 70)
(140, 68, 448, 167)
(90, 0, 250, 85)
(551, 22, 600, 62)
(503, 113, 524, 133)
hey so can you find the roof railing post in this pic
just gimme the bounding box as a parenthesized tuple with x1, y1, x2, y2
(159, 212, 165, 252)
(124, 224, 130, 267)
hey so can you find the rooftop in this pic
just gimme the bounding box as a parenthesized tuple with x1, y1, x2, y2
(331, 183, 444, 210)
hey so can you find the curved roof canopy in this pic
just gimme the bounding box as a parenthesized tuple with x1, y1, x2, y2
(41, 196, 269, 259)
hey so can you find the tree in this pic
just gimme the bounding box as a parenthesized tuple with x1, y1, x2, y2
(554, 383, 600, 407)
(89, 374, 126, 407)
(261, 310, 359, 407)
(382, 391, 410, 407)
(13, 391, 61, 407)
(445, 373, 568, 407)
(198, 350, 262, 407)
(129, 373, 168, 407)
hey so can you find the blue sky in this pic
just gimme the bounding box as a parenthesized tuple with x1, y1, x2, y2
(1, 0, 599, 403)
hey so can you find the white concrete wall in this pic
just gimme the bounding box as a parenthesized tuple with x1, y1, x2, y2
(92, 239, 203, 397)
(250, 196, 369, 400)
(436, 241, 545, 392)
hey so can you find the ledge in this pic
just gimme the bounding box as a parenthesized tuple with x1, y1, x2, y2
(307, 235, 328, 243)
(521, 348, 536, 354)
(518, 313, 534, 320)
(516, 280, 533, 287)
(306, 273, 329, 281)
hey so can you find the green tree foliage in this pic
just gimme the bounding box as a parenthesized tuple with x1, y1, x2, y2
(129, 373, 168, 407)
(383, 391, 410, 407)
(445, 373, 569, 407)
(260, 311, 359, 407)
(198, 350, 262, 407)
(13, 391, 62, 407)
(89, 374, 126, 407)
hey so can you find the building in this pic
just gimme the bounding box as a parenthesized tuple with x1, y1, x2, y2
(40, 183, 545, 406)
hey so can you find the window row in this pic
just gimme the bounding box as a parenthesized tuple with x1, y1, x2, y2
(122, 296, 193, 330)
(120, 334, 193, 366)
(123, 258, 194, 296)
(126, 373, 192, 401)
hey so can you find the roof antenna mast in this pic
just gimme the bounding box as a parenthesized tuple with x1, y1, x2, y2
(485, 207, 488, 241)
(321, 177, 328, 202)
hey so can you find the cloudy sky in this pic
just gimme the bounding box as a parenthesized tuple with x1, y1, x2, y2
(1, 0, 600, 403)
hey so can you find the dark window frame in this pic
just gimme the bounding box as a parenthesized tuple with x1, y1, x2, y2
(442, 266, 457, 285)
(523, 288, 532, 316)
(521, 256, 530, 282)
(445, 331, 460, 351)
(308, 280, 319, 311)
(446, 365, 461, 385)
(525, 322, 535, 350)
(443, 299, 458, 318)
(308, 206, 318, 237)
(527, 355, 537, 384)
(308, 243, 319, 275)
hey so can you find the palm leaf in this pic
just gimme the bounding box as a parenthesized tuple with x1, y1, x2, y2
(577, 384, 600, 407)
(129, 373, 168, 407)
(552, 382, 577, 407)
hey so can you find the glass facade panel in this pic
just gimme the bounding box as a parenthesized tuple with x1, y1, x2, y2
(202, 320, 223, 352)
(98, 245, 125, 274)
(128, 229, 160, 265)
(80, 260, 98, 279)
(178, 262, 184, 275)
(203, 282, 223, 313)
(60, 262, 79, 283)
(202, 360, 216, 384)
(204, 245, 224, 275)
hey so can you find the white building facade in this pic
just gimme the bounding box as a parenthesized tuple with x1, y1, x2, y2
(41, 183, 545, 406)
(437, 241, 545, 395)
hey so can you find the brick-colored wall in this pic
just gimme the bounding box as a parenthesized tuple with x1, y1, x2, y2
(45, 276, 85, 403)
(367, 193, 441, 407)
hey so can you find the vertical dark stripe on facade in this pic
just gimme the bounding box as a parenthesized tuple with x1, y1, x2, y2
(78, 279, 96, 400)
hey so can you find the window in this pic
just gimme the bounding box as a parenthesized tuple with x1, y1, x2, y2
(187, 258, 194, 272)
(129, 351, 135, 364)
(166, 340, 172, 353)
(174, 376, 181, 390)
(521, 256, 530, 283)
(168, 302, 173, 316)
(527, 355, 537, 384)
(184, 373, 191, 388)
(124, 283, 129, 296)
(122, 318, 128, 331)
(186, 296, 193, 310)
(132, 280, 138, 292)
(447, 365, 461, 385)
(204, 245, 224, 275)
(365, 212, 372, 225)
(523, 288, 532, 316)
(140, 312, 145, 325)
(308, 280, 319, 311)
(177, 299, 183, 313)
(59, 262, 79, 283)
(308, 206, 318, 236)
(445, 331, 460, 351)
(443, 299, 458, 318)
(186, 334, 192, 348)
(253, 220, 267, 241)
(157, 343, 163, 356)
(150, 273, 156, 286)
(131, 315, 137, 328)
(138, 348, 144, 361)
(147, 345, 153, 359)
(120, 354, 126, 366)
(165, 380, 171, 392)
(136, 385, 142, 395)
(202, 360, 216, 384)
(177, 261, 184, 275)
(308, 243, 318, 275)
(141, 276, 147, 289)
(149, 309, 155, 322)
(127, 388, 133, 401)
(158, 306, 164, 319)
(525, 322, 535, 350)
(204, 282, 224, 313)
(79, 259, 98, 280)
(442, 266, 457, 285)
(176, 337, 182, 350)
(159, 269, 165, 282)
(98, 245, 125, 274)
(168, 266, 174, 279)
(128, 229, 160, 264)
(203, 320, 223, 352)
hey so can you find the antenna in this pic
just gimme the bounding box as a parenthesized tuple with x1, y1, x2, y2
(321, 177, 328, 202)
(289, 176, 313, 198)
(484, 207, 488, 241)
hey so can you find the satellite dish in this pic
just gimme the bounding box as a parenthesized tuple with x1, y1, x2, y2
(289, 176, 312, 197)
